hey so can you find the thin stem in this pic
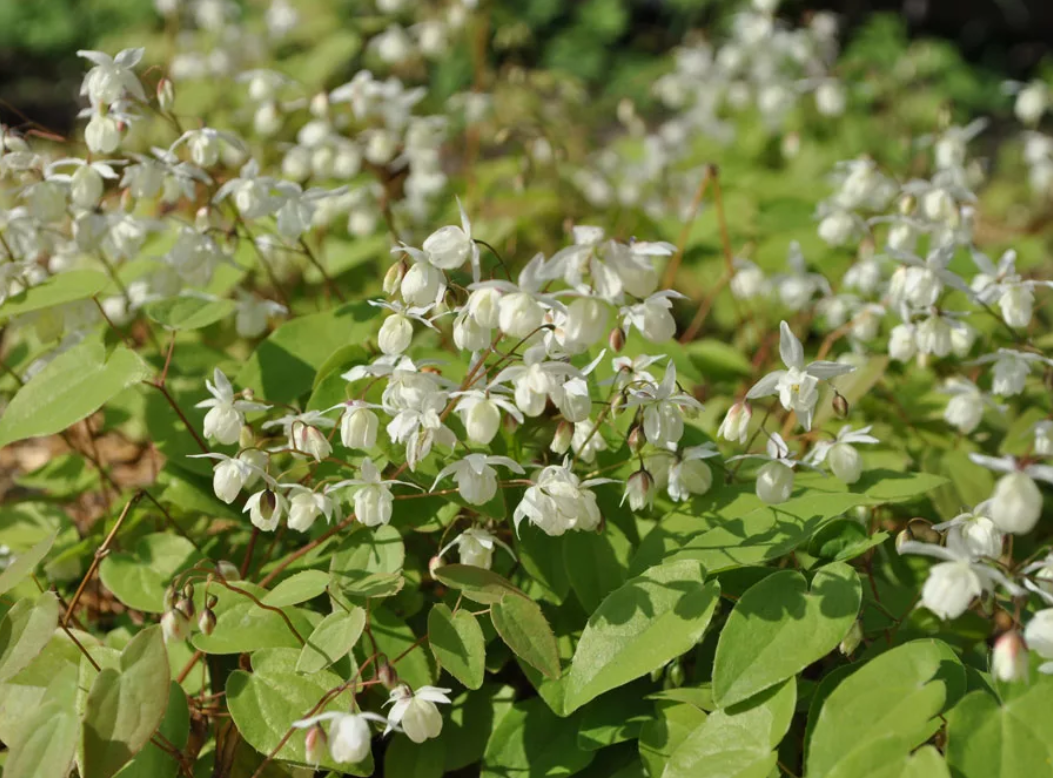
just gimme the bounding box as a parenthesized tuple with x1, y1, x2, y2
(299, 237, 345, 302)
(146, 381, 210, 454)
(661, 164, 713, 289)
(64, 491, 143, 626)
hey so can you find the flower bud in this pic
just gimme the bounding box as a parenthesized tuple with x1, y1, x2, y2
(162, 608, 191, 642)
(428, 555, 442, 577)
(895, 527, 914, 553)
(163, 584, 177, 612)
(608, 327, 625, 352)
(175, 595, 195, 620)
(297, 424, 333, 462)
(377, 658, 399, 690)
(832, 392, 849, 419)
(216, 559, 240, 581)
(839, 620, 864, 656)
(304, 724, 327, 765)
(551, 420, 573, 455)
(378, 313, 413, 355)
(665, 661, 685, 688)
(717, 401, 752, 444)
(157, 77, 175, 111)
(464, 399, 501, 445)
(991, 631, 1028, 683)
(205, 593, 219, 610)
(198, 608, 217, 636)
(628, 425, 645, 453)
(624, 468, 655, 511)
(341, 405, 379, 450)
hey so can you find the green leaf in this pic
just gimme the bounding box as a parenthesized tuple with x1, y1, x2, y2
(99, 534, 202, 614)
(0, 592, 60, 682)
(577, 681, 652, 750)
(3, 700, 79, 778)
(903, 746, 951, 778)
(428, 604, 486, 690)
(296, 608, 365, 674)
(713, 562, 862, 708)
(191, 582, 314, 655)
(114, 681, 190, 778)
(444, 685, 518, 772)
(262, 570, 331, 607)
(82, 626, 171, 778)
(567, 561, 720, 713)
(662, 678, 797, 778)
(361, 605, 434, 689)
(226, 659, 370, 774)
(0, 337, 151, 447)
(806, 640, 952, 778)
(481, 697, 594, 777)
(638, 701, 707, 778)
(807, 520, 888, 562)
(236, 301, 375, 403)
(384, 736, 446, 778)
(433, 564, 527, 605)
(329, 524, 405, 594)
(563, 521, 632, 613)
(143, 296, 236, 330)
(0, 529, 58, 596)
(946, 685, 1053, 778)
(491, 595, 561, 680)
(0, 269, 109, 322)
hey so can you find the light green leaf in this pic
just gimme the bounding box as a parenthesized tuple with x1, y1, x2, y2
(491, 595, 561, 680)
(481, 697, 594, 777)
(0, 269, 109, 322)
(226, 660, 370, 774)
(0, 529, 58, 596)
(114, 681, 190, 778)
(806, 640, 952, 778)
(639, 701, 708, 778)
(903, 746, 951, 778)
(236, 301, 375, 402)
(0, 592, 60, 682)
(144, 296, 236, 330)
(191, 582, 314, 655)
(296, 608, 365, 674)
(4, 700, 79, 778)
(428, 604, 486, 690)
(433, 564, 526, 605)
(329, 524, 405, 595)
(99, 534, 202, 614)
(82, 626, 171, 778)
(567, 561, 720, 713)
(713, 562, 861, 707)
(0, 337, 151, 448)
(662, 678, 797, 778)
(262, 570, 331, 607)
(945, 685, 1053, 778)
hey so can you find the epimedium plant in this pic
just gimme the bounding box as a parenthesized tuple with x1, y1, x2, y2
(2, 1, 1053, 778)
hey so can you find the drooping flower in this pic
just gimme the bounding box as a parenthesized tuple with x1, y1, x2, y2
(384, 685, 452, 743)
(196, 368, 269, 445)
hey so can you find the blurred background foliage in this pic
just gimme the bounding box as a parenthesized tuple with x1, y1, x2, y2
(2, 0, 1052, 133)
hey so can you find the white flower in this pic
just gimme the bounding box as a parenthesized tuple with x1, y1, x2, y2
(571, 418, 609, 463)
(563, 296, 610, 353)
(432, 454, 524, 505)
(971, 349, 1053, 397)
(888, 323, 917, 362)
(491, 351, 582, 418)
(285, 486, 337, 532)
(775, 242, 828, 311)
(213, 158, 276, 219)
(624, 362, 703, 450)
(331, 458, 417, 527)
(336, 401, 381, 450)
(1033, 420, 1053, 456)
(385, 685, 452, 743)
(292, 712, 388, 765)
(730, 259, 769, 300)
(807, 425, 879, 484)
(235, 294, 287, 338)
(263, 410, 337, 454)
(746, 321, 854, 431)
(78, 48, 146, 106)
(815, 79, 846, 116)
(189, 452, 265, 504)
(941, 378, 987, 435)
(1024, 610, 1053, 674)
(717, 401, 752, 444)
(898, 541, 1022, 620)
(667, 444, 721, 501)
(400, 257, 446, 307)
(295, 424, 333, 462)
(513, 460, 613, 536)
(969, 454, 1053, 534)
(438, 527, 515, 569)
(161, 609, 191, 642)
(85, 113, 121, 154)
(1014, 80, 1049, 126)
(620, 291, 684, 343)
(729, 432, 811, 505)
(244, 489, 287, 531)
(420, 198, 479, 278)
(936, 504, 1003, 559)
(453, 390, 522, 445)
(372, 300, 442, 356)
(817, 209, 857, 246)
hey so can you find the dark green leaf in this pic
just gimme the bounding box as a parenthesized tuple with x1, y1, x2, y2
(491, 595, 561, 680)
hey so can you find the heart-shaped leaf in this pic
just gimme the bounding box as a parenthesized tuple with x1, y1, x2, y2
(428, 604, 486, 690)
